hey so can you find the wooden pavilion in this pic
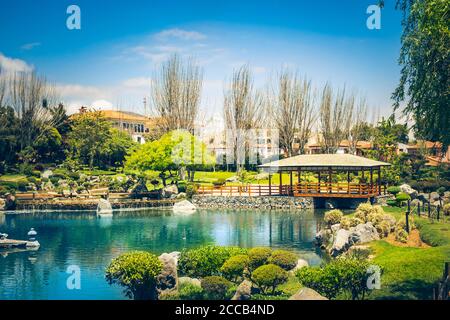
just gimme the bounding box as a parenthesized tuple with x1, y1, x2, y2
(259, 154, 390, 199)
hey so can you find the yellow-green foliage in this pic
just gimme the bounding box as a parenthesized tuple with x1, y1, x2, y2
(376, 220, 391, 238)
(220, 254, 249, 282)
(105, 251, 163, 300)
(395, 228, 408, 243)
(248, 247, 272, 271)
(267, 250, 298, 271)
(340, 216, 352, 230)
(251, 264, 288, 295)
(324, 209, 343, 226)
(354, 203, 373, 222)
(443, 203, 450, 216)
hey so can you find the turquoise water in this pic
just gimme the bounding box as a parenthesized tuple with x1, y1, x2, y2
(0, 209, 324, 300)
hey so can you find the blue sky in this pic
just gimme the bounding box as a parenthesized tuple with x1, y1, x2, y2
(0, 0, 403, 119)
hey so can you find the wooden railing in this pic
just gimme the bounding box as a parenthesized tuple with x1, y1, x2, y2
(197, 183, 381, 198)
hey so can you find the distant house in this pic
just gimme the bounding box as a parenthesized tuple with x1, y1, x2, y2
(304, 140, 372, 156)
(396, 141, 450, 167)
(77, 107, 156, 144)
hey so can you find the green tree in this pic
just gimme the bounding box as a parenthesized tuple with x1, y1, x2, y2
(67, 111, 135, 169)
(33, 127, 63, 163)
(0, 106, 19, 164)
(392, 0, 449, 148)
(125, 130, 215, 184)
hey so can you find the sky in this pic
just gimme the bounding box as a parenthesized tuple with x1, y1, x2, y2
(0, 0, 404, 120)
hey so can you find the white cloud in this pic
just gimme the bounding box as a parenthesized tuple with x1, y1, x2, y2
(91, 99, 114, 110)
(122, 77, 151, 88)
(154, 28, 207, 41)
(0, 53, 33, 73)
(21, 42, 41, 50)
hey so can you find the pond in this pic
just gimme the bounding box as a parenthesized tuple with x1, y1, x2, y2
(0, 209, 325, 300)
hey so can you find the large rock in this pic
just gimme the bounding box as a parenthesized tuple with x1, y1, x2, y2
(0, 198, 5, 211)
(178, 277, 201, 288)
(430, 192, 440, 201)
(97, 198, 113, 214)
(315, 229, 332, 248)
(231, 280, 252, 300)
(292, 259, 309, 272)
(289, 288, 328, 300)
(156, 253, 178, 295)
(173, 200, 196, 213)
(5, 194, 16, 210)
(163, 184, 178, 198)
(349, 222, 380, 244)
(330, 229, 351, 257)
(400, 184, 418, 199)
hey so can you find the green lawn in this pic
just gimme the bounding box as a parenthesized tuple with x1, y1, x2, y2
(0, 174, 27, 182)
(366, 206, 450, 300)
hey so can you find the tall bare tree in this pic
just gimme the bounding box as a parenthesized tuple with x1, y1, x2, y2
(5, 70, 61, 155)
(319, 84, 353, 153)
(151, 54, 203, 135)
(348, 96, 368, 154)
(223, 65, 263, 171)
(269, 71, 316, 156)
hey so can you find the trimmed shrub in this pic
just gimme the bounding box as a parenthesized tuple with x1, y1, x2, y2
(268, 250, 297, 271)
(179, 245, 248, 278)
(251, 264, 288, 295)
(186, 184, 198, 199)
(248, 247, 272, 271)
(395, 228, 408, 243)
(213, 178, 226, 187)
(17, 178, 29, 192)
(387, 186, 401, 196)
(386, 199, 398, 207)
(201, 276, 233, 300)
(396, 192, 411, 206)
(324, 209, 343, 226)
(443, 203, 450, 216)
(354, 203, 373, 222)
(220, 254, 249, 282)
(296, 257, 372, 300)
(178, 282, 204, 300)
(376, 220, 391, 238)
(105, 251, 162, 300)
(177, 180, 187, 193)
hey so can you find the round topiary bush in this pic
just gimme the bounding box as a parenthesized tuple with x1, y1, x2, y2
(339, 216, 352, 230)
(267, 250, 297, 271)
(247, 247, 272, 271)
(201, 276, 233, 300)
(220, 254, 249, 282)
(105, 251, 162, 300)
(386, 199, 397, 207)
(387, 186, 401, 196)
(251, 264, 288, 295)
(324, 209, 344, 226)
(178, 282, 204, 300)
(376, 220, 391, 238)
(396, 192, 411, 206)
(179, 245, 248, 278)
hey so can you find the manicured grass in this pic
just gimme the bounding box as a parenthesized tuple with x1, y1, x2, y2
(278, 275, 302, 296)
(369, 241, 449, 300)
(365, 206, 450, 300)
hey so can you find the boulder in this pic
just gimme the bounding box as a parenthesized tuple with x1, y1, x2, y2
(349, 222, 380, 245)
(156, 253, 178, 295)
(0, 198, 5, 211)
(231, 280, 252, 300)
(97, 198, 113, 214)
(292, 258, 309, 272)
(330, 229, 351, 257)
(315, 229, 332, 248)
(430, 192, 440, 201)
(289, 288, 328, 300)
(178, 277, 201, 288)
(163, 184, 178, 198)
(167, 251, 180, 266)
(399, 184, 418, 199)
(331, 223, 341, 233)
(173, 200, 196, 213)
(4, 194, 16, 210)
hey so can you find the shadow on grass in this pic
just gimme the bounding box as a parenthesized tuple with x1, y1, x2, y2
(373, 279, 434, 300)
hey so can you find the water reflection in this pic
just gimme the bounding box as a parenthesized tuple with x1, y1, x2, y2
(0, 209, 325, 300)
